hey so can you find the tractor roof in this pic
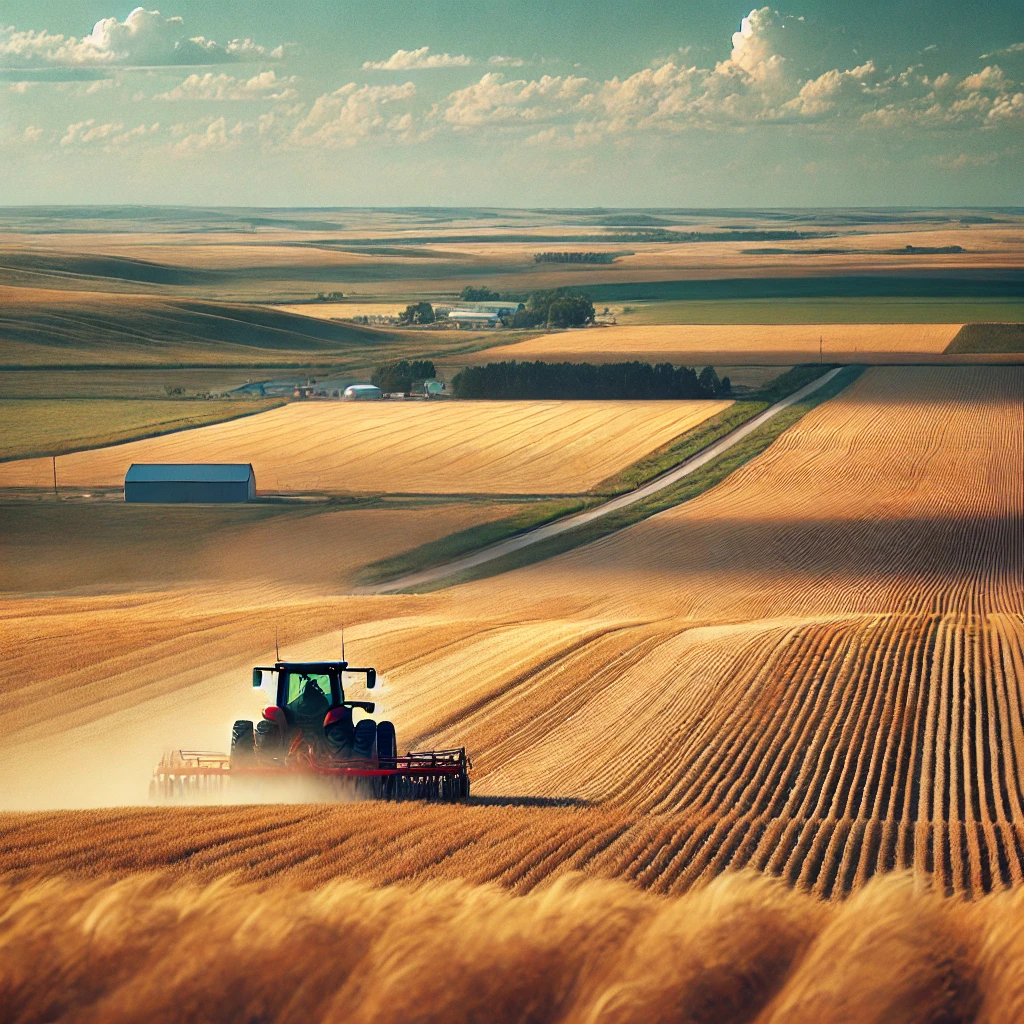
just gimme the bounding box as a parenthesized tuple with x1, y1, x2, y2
(273, 661, 348, 671)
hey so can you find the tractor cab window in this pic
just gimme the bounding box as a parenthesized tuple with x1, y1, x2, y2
(283, 672, 334, 721)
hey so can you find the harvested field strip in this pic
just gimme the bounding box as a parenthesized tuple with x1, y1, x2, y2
(469, 323, 963, 366)
(0, 399, 730, 494)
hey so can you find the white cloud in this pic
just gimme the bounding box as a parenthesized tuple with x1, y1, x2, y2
(23, 124, 44, 141)
(362, 46, 471, 71)
(0, 8, 284, 70)
(488, 55, 526, 68)
(440, 72, 591, 127)
(988, 91, 1024, 120)
(938, 151, 999, 170)
(294, 81, 418, 145)
(154, 70, 297, 101)
(959, 66, 1007, 91)
(82, 77, 117, 94)
(429, 8, 1024, 139)
(981, 42, 1024, 59)
(170, 115, 246, 153)
(58, 117, 159, 148)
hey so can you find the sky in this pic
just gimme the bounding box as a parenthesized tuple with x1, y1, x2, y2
(1, 1, 1022, 207)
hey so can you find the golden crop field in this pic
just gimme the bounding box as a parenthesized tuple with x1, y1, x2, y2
(0, 399, 731, 494)
(6, 865, 1020, 1024)
(1, 366, 1021, 902)
(274, 301, 407, 320)
(468, 322, 965, 366)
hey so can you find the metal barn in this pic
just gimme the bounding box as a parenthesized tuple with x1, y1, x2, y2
(124, 463, 256, 503)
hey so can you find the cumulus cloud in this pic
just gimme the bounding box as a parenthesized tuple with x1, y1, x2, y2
(988, 91, 1024, 120)
(959, 66, 1007, 91)
(170, 115, 245, 153)
(154, 70, 296, 101)
(440, 72, 591, 127)
(293, 81, 418, 145)
(59, 117, 160, 148)
(429, 7, 1024, 138)
(362, 47, 471, 70)
(488, 55, 526, 68)
(0, 8, 284, 71)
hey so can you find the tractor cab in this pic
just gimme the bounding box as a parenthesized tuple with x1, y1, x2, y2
(245, 660, 384, 763)
(253, 661, 377, 722)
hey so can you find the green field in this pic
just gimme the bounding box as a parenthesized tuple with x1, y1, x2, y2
(616, 298, 1024, 325)
(0, 398, 281, 462)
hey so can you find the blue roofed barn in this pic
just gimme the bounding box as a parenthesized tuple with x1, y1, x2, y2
(124, 464, 256, 503)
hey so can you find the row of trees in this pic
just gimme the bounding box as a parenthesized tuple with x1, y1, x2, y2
(508, 288, 595, 329)
(371, 359, 437, 393)
(533, 252, 618, 264)
(459, 286, 502, 301)
(451, 361, 731, 400)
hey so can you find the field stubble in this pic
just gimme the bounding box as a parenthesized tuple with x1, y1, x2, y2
(1, 366, 1021, 904)
(0, 399, 731, 494)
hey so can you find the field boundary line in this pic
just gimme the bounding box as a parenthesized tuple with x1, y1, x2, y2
(361, 366, 843, 594)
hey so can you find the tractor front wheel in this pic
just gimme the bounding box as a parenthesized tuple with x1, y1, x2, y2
(230, 720, 255, 767)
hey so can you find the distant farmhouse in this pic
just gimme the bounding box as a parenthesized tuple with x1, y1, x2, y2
(441, 300, 524, 328)
(124, 463, 256, 503)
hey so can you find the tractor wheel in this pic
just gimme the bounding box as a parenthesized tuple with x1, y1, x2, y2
(376, 720, 397, 761)
(230, 720, 255, 767)
(255, 719, 283, 760)
(353, 719, 377, 760)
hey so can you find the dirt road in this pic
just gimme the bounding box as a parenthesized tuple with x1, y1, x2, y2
(365, 367, 844, 592)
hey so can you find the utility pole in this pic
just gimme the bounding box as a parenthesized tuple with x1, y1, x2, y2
(52, 455, 58, 502)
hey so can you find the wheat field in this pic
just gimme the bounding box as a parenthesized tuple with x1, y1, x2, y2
(1, 366, 1021, 896)
(10, 867, 1024, 1024)
(2, 365, 1023, 1023)
(469, 322, 965, 366)
(0, 399, 730, 494)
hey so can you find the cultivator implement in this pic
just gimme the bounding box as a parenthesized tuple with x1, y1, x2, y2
(151, 746, 471, 802)
(154, 655, 472, 804)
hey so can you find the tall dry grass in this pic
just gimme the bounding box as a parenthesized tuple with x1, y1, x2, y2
(6, 868, 1024, 1024)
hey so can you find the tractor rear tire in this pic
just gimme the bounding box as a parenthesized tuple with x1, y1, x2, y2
(376, 720, 397, 761)
(353, 719, 377, 760)
(230, 720, 255, 767)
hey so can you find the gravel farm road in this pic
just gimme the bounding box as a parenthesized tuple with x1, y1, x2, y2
(363, 367, 844, 594)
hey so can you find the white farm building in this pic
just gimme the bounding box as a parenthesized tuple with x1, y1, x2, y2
(343, 384, 383, 401)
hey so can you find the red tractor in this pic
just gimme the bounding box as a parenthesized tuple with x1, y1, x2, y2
(152, 659, 470, 801)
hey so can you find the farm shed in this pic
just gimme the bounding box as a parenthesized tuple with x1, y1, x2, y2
(124, 463, 256, 503)
(448, 310, 502, 327)
(343, 384, 383, 401)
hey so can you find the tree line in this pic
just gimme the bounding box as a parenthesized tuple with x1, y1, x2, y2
(451, 361, 731, 400)
(371, 359, 437, 393)
(533, 252, 619, 264)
